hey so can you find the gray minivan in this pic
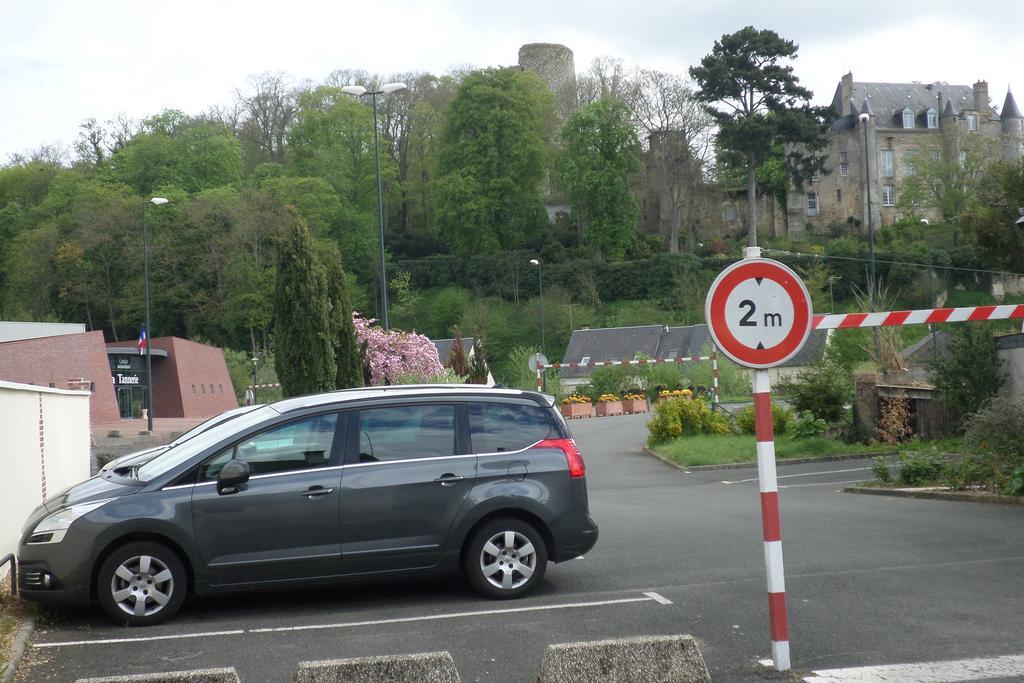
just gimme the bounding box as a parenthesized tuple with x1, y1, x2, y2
(17, 386, 598, 625)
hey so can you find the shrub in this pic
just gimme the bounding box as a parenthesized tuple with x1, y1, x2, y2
(942, 456, 990, 491)
(736, 404, 792, 436)
(647, 397, 724, 445)
(1006, 466, 1024, 496)
(897, 451, 946, 486)
(964, 398, 1024, 474)
(930, 325, 1005, 423)
(776, 359, 852, 424)
(791, 411, 828, 439)
(871, 457, 892, 483)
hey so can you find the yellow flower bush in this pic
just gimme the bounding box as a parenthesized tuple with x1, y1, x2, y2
(658, 389, 693, 399)
(561, 394, 592, 405)
(597, 393, 621, 402)
(623, 393, 645, 401)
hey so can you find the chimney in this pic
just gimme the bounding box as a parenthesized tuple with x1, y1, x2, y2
(936, 90, 943, 114)
(973, 80, 989, 117)
(841, 72, 854, 116)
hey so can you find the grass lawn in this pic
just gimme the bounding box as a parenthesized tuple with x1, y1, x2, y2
(651, 433, 962, 467)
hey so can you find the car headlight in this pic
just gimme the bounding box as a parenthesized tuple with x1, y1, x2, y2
(28, 499, 114, 544)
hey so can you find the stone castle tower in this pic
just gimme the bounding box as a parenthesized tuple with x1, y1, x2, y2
(517, 43, 578, 122)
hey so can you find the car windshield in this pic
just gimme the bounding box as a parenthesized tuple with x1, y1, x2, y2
(136, 405, 280, 482)
(167, 405, 261, 446)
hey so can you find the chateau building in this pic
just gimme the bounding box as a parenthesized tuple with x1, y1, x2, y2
(789, 73, 1024, 235)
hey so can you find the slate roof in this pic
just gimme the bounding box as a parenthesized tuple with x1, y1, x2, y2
(433, 337, 474, 365)
(902, 330, 952, 365)
(830, 81, 996, 132)
(1003, 90, 1023, 120)
(558, 324, 826, 380)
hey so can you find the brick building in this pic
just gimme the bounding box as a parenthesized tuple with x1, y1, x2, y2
(0, 323, 236, 426)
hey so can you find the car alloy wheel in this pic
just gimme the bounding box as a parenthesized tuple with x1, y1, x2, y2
(97, 541, 186, 626)
(465, 518, 547, 599)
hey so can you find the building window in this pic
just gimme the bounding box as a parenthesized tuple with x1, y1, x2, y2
(219, 384, 223, 394)
(839, 150, 848, 176)
(966, 113, 978, 131)
(192, 384, 196, 394)
(880, 150, 894, 177)
(201, 384, 206, 394)
(806, 192, 818, 216)
(927, 109, 938, 128)
(580, 355, 591, 366)
(929, 150, 941, 162)
(904, 151, 917, 176)
(811, 155, 820, 182)
(882, 185, 895, 207)
(210, 384, 215, 394)
(902, 108, 915, 129)
(836, 189, 842, 202)
(724, 204, 738, 221)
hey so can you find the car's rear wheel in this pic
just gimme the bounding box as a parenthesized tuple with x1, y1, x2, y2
(464, 518, 547, 599)
(96, 541, 186, 626)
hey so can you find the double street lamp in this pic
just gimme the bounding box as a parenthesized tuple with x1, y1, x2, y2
(142, 197, 169, 433)
(341, 81, 407, 330)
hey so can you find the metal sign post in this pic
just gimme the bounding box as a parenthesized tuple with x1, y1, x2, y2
(705, 248, 814, 672)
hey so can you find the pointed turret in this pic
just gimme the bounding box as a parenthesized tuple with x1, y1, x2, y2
(860, 97, 874, 118)
(1003, 88, 1023, 121)
(941, 98, 958, 119)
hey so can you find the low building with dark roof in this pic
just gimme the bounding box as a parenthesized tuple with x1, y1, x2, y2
(557, 324, 828, 388)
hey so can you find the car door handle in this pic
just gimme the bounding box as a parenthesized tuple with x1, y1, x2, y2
(433, 474, 465, 486)
(301, 486, 335, 498)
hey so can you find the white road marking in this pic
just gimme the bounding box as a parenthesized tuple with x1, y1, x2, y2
(723, 466, 873, 485)
(32, 629, 245, 648)
(806, 654, 1024, 682)
(643, 591, 673, 605)
(779, 479, 863, 489)
(32, 593, 667, 648)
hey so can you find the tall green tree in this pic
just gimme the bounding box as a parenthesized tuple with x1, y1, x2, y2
(273, 209, 336, 397)
(435, 68, 555, 254)
(317, 241, 363, 389)
(557, 97, 640, 260)
(931, 325, 1004, 422)
(690, 26, 828, 247)
(964, 159, 1024, 271)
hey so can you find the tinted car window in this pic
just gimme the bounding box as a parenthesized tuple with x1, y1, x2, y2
(201, 413, 338, 481)
(469, 402, 556, 454)
(358, 404, 455, 462)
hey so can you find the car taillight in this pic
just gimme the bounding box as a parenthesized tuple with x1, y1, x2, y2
(533, 438, 586, 478)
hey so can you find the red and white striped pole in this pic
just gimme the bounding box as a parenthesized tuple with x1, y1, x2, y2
(711, 347, 720, 405)
(754, 367, 789, 670)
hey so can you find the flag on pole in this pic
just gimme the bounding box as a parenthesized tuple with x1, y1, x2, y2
(138, 326, 147, 355)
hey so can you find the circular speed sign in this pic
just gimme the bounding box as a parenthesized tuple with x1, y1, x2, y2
(704, 259, 813, 369)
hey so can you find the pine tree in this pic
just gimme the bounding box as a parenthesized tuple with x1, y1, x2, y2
(468, 338, 489, 384)
(317, 242, 363, 389)
(273, 209, 336, 397)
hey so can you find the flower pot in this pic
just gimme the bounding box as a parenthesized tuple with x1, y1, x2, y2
(561, 403, 594, 419)
(622, 398, 648, 414)
(595, 400, 624, 417)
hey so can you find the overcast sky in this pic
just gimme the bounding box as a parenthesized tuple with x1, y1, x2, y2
(2, 0, 1023, 161)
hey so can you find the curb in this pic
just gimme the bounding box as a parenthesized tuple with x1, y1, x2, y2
(641, 447, 891, 472)
(1, 616, 34, 683)
(843, 486, 1024, 506)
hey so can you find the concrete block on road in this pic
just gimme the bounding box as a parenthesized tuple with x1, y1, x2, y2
(538, 635, 711, 683)
(294, 652, 461, 682)
(75, 668, 239, 683)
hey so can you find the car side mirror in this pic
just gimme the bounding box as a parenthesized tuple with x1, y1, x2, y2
(217, 459, 250, 495)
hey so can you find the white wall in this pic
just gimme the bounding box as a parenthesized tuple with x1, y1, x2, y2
(0, 381, 90, 578)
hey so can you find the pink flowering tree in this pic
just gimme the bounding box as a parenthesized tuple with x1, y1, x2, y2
(353, 313, 446, 385)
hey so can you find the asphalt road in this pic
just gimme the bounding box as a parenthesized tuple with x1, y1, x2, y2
(17, 413, 1024, 682)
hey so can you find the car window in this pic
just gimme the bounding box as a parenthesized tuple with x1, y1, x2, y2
(357, 404, 455, 462)
(200, 413, 339, 481)
(469, 402, 556, 454)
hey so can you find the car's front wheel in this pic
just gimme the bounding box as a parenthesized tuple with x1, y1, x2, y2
(464, 518, 547, 599)
(96, 541, 187, 626)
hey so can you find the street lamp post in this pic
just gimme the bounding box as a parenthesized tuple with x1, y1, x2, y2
(530, 259, 546, 392)
(859, 112, 877, 309)
(143, 197, 169, 433)
(341, 82, 407, 330)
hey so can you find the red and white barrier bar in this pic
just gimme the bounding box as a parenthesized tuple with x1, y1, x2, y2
(813, 304, 1024, 330)
(247, 383, 281, 389)
(537, 353, 721, 404)
(753, 369, 789, 670)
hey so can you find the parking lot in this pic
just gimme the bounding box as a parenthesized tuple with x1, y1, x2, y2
(16, 412, 1024, 682)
